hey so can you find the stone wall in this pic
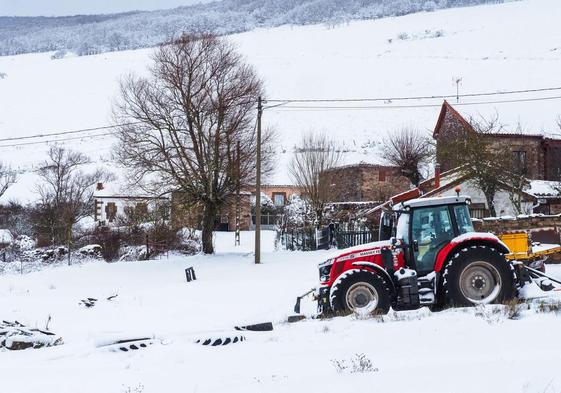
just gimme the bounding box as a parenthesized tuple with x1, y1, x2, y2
(171, 191, 252, 231)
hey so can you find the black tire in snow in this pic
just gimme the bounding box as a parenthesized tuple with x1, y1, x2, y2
(195, 334, 246, 347)
(442, 245, 515, 307)
(329, 269, 392, 315)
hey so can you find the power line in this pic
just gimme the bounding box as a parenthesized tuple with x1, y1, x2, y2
(267, 95, 561, 111)
(0, 132, 116, 149)
(0, 122, 142, 143)
(2, 86, 561, 147)
(266, 86, 561, 103)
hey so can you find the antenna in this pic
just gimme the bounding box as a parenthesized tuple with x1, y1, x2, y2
(453, 77, 463, 102)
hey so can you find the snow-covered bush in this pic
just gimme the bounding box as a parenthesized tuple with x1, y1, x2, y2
(0, 72, 7, 79)
(13, 235, 35, 251)
(282, 194, 311, 228)
(50, 49, 67, 60)
(331, 353, 378, 374)
(423, 1, 437, 12)
(397, 32, 409, 40)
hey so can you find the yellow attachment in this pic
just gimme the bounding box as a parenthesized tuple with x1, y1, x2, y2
(500, 231, 561, 261)
(500, 232, 530, 256)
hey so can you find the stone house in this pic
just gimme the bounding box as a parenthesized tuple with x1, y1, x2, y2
(170, 191, 252, 232)
(320, 163, 411, 203)
(434, 100, 561, 180)
(257, 184, 303, 207)
(94, 183, 169, 227)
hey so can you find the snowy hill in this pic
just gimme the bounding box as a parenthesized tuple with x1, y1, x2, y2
(0, 0, 503, 56)
(1, 0, 561, 202)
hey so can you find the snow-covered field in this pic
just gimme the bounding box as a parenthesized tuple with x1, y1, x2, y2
(2, 230, 561, 393)
(1, 0, 561, 202)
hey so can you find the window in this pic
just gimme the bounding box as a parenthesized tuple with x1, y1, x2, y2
(105, 202, 117, 223)
(454, 204, 474, 234)
(378, 170, 386, 182)
(512, 151, 527, 174)
(273, 192, 286, 206)
(411, 206, 454, 273)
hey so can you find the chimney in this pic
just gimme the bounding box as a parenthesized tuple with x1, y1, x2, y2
(96, 182, 104, 191)
(434, 164, 441, 189)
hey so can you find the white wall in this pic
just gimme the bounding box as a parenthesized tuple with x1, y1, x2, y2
(434, 181, 533, 217)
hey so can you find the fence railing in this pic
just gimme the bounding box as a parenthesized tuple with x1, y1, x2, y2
(280, 227, 379, 251)
(335, 230, 378, 249)
(281, 227, 317, 251)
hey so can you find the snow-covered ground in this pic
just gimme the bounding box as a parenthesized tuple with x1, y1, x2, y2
(2, 230, 561, 393)
(1, 0, 561, 202)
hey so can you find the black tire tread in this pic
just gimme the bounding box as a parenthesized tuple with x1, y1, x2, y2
(441, 245, 515, 307)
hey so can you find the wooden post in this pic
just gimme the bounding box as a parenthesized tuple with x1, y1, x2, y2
(145, 234, 150, 260)
(235, 140, 241, 247)
(255, 97, 262, 264)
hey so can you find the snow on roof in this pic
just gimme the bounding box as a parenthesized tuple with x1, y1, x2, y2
(396, 195, 469, 210)
(0, 229, 13, 244)
(528, 180, 561, 197)
(94, 181, 168, 199)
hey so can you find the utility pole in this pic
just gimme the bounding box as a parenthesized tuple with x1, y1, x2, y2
(255, 97, 263, 264)
(235, 140, 241, 247)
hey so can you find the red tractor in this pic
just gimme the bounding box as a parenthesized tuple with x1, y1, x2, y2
(299, 195, 553, 315)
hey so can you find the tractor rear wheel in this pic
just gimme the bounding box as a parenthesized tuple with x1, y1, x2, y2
(329, 270, 392, 315)
(442, 245, 515, 307)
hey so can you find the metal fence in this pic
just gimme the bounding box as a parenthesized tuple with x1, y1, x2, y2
(335, 230, 379, 249)
(281, 227, 318, 251)
(280, 227, 379, 251)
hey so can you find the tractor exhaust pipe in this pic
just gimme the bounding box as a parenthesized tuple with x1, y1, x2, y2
(293, 288, 316, 314)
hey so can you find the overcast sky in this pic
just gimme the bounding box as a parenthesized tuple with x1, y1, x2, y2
(2, 0, 214, 16)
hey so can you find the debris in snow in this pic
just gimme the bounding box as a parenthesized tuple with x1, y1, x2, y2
(234, 322, 273, 332)
(96, 337, 155, 352)
(80, 297, 98, 308)
(287, 315, 306, 323)
(0, 320, 63, 350)
(80, 294, 118, 308)
(194, 334, 246, 347)
(77, 244, 102, 258)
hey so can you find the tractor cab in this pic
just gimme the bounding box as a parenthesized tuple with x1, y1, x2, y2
(390, 196, 474, 275)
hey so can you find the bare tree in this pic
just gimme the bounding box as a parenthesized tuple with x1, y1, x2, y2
(0, 162, 17, 199)
(289, 132, 342, 225)
(437, 115, 518, 217)
(35, 146, 113, 245)
(381, 127, 433, 187)
(113, 33, 273, 254)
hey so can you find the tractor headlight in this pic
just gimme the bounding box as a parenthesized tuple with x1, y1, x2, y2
(319, 258, 334, 282)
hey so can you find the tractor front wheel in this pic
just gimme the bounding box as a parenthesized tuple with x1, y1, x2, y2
(442, 245, 515, 307)
(329, 270, 392, 315)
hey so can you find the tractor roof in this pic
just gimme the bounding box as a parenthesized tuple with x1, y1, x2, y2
(393, 195, 470, 210)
